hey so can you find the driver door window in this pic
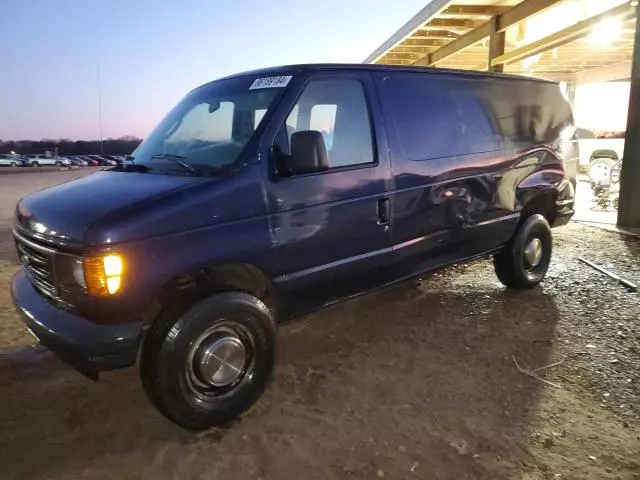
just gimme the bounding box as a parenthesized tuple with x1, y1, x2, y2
(276, 79, 374, 175)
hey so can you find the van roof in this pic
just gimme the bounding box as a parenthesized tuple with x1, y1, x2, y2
(216, 63, 558, 85)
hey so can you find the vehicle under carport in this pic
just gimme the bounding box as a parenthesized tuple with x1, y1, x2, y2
(365, 0, 640, 230)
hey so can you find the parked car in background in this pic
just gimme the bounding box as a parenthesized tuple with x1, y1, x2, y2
(25, 155, 71, 167)
(65, 156, 89, 167)
(58, 156, 78, 167)
(10, 64, 576, 430)
(75, 155, 100, 166)
(0, 154, 27, 167)
(576, 128, 625, 172)
(87, 155, 117, 166)
(100, 154, 124, 165)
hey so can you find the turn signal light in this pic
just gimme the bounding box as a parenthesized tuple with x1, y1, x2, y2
(84, 254, 124, 296)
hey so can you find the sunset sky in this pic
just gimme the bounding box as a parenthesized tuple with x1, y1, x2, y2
(0, 0, 428, 141)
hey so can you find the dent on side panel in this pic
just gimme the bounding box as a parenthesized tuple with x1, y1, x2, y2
(483, 79, 574, 215)
(375, 72, 573, 265)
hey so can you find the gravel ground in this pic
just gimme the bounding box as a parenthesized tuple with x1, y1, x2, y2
(0, 172, 638, 479)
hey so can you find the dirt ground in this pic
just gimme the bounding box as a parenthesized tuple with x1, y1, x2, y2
(0, 171, 638, 480)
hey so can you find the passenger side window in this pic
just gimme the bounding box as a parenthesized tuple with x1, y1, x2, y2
(274, 79, 374, 175)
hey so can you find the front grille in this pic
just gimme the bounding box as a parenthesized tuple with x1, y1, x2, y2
(14, 231, 57, 297)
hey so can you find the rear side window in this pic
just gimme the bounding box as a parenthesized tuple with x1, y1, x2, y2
(278, 79, 374, 170)
(379, 74, 501, 161)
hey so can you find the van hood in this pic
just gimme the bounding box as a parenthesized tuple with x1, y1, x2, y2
(15, 171, 208, 246)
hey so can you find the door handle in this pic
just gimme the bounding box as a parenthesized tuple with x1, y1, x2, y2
(377, 198, 390, 225)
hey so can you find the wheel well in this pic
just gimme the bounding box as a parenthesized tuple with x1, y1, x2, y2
(158, 263, 280, 322)
(521, 191, 557, 225)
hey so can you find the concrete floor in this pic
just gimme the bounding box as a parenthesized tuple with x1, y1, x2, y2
(572, 175, 618, 225)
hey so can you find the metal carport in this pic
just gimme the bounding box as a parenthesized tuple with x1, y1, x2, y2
(365, 0, 640, 229)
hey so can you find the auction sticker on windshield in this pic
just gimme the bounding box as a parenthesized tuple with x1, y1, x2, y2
(249, 76, 292, 90)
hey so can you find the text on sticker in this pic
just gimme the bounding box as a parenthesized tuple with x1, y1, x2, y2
(249, 76, 292, 90)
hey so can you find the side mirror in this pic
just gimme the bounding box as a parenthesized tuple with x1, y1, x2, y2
(289, 130, 329, 175)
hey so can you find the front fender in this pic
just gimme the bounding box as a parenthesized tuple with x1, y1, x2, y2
(125, 215, 276, 318)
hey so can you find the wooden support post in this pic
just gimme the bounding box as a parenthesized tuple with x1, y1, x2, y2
(617, 2, 640, 229)
(488, 15, 505, 72)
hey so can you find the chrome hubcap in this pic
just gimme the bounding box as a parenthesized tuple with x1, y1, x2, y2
(191, 330, 247, 388)
(523, 237, 543, 268)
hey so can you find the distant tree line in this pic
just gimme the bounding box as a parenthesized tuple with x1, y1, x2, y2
(0, 136, 142, 156)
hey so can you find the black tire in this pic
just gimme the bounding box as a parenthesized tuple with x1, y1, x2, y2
(140, 292, 277, 430)
(494, 214, 552, 289)
(32, 161, 40, 167)
(55, 161, 62, 167)
(10, 161, 17, 167)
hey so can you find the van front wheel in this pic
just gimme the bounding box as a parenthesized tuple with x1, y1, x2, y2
(140, 292, 277, 430)
(494, 214, 552, 289)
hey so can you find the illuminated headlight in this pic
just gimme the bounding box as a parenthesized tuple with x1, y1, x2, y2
(83, 254, 124, 296)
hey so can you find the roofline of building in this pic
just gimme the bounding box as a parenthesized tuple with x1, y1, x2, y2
(363, 0, 450, 64)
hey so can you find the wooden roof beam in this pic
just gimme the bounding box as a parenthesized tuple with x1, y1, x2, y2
(415, 0, 565, 66)
(382, 52, 424, 60)
(411, 30, 461, 40)
(401, 38, 450, 47)
(415, 24, 491, 66)
(422, 18, 485, 30)
(439, 5, 510, 19)
(490, 2, 637, 68)
(392, 47, 441, 55)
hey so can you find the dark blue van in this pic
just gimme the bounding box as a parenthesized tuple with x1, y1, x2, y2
(11, 64, 576, 429)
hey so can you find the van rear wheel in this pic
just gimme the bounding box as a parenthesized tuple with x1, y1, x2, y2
(140, 292, 277, 430)
(494, 214, 552, 289)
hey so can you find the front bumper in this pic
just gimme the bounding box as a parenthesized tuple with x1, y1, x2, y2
(11, 269, 142, 380)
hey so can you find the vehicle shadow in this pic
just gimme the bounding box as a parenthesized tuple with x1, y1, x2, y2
(0, 274, 560, 480)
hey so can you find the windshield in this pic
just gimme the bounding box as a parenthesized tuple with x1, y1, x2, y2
(131, 75, 287, 174)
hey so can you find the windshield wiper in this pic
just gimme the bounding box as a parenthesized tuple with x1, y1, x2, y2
(149, 153, 197, 173)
